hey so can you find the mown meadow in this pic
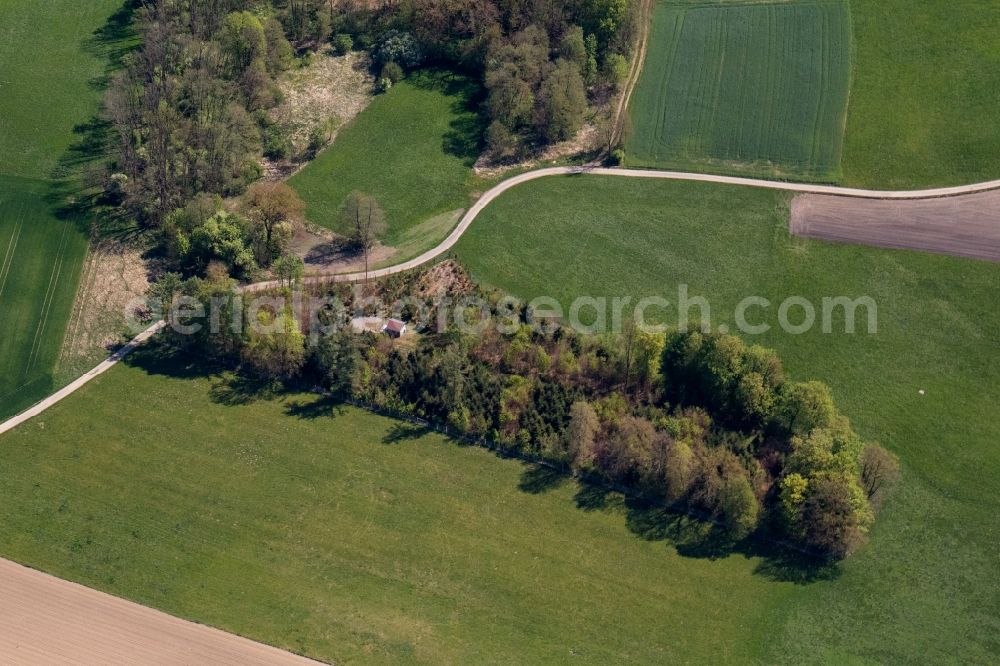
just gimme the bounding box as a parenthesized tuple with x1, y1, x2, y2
(843, 0, 1000, 188)
(454, 174, 1000, 662)
(289, 71, 484, 246)
(0, 355, 807, 664)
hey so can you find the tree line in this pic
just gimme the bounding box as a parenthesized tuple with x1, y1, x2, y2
(154, 265, 899, 559)
(104, 0, 633, 281)
(342, 0, 636, 159)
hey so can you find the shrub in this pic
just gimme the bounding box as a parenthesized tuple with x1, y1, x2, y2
(604, 53, 629, 88)
(380, 61, 404, 84)
(332, 33, 353, 55)
(373, 30, 422, 69)
(262, 124, 292, 160)
(609, 148, 625, 166)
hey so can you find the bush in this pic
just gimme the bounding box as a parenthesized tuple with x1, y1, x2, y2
(380, 61, 404, 84)
(375, 77, 393, 94)
(373, 30, 422, 69)
(262, 124, 292, 160)
(604, 53, 629, 89)
(332, 33, 353, 55)
(609, 148, 625, 166)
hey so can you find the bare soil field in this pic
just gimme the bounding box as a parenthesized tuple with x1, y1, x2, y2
(790, 190, 1000, 262)
(0, 558, 321, 665)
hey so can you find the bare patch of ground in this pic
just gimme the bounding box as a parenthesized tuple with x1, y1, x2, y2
(790, 190, 1000, 262)
(474, 124, 604, 179)
(288, 224, 396, 275)
(411, 260, 476, 299)
(0, 558, 322, 665)
(263, 49, 374, 178)
(57, 237, 151, 381)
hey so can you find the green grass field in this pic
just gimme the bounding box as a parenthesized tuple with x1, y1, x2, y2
(0, 0, 132, 420)
(454, 174, 1000, 662)
(1, 177, 996, 663)
(842, 0, 1000, 187)
(0, 357, 807, 664)
(0, 176, 89, 418)
(625, 0, 851, 181)
(290, 71, 483, 246)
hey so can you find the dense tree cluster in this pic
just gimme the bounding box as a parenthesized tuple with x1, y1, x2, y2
(104, 1, 328, 277)
(161, 182, 304, 279)
(160, 266, 899, 559)
(331, 0, 637, 158)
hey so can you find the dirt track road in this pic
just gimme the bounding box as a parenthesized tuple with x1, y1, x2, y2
(0, 559, 323, 665)
(244, 166, 1000, 292)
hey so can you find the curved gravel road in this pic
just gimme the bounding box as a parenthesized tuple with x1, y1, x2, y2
(245, 165, 1000, 291)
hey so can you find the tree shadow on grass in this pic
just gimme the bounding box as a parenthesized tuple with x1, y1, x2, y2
(574, 482, 617, 512)
(122, 340, 228, 381)
(508, 471, 844, 584)
(382, 422, 434, 444)
(443, 111, 485, 166)
(517, 463, 568, 494)
(284, 394, 348, 420)
(407, 69, 485, 165)
(621, 497, 842, 584)
(209, 374, 282, 406)
(44, 1, 143, 239)
(84, 0, 141, 90)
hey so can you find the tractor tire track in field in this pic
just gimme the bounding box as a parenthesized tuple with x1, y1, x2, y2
(23, 219, 70, 375)
(0, 213, 25, 302)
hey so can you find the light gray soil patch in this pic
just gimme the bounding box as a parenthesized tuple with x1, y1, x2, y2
(790, 191, 1000, 262)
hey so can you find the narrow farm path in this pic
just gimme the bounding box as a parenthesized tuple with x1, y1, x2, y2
(609, 0, 654, 149)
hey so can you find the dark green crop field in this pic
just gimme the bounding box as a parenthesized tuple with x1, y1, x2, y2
(0, 0, 132, 420)
(625, 0, 851, 181)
